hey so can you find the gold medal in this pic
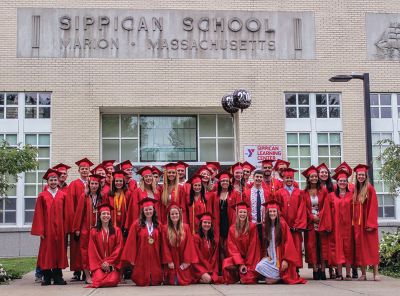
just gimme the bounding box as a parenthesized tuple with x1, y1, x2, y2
(148, 237, 154, 244)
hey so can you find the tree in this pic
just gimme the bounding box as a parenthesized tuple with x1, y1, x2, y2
(0, 140, 38, 198)
(377, 139, 400, 195)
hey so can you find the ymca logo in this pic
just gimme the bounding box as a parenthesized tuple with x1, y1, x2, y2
(246, 148, 255, 157)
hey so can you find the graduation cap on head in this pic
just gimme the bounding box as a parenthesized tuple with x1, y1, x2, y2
(43, 168, 62, 180)
(230, 162, 243, 173)
(138, 197, 159, 208)
(301, 165, 318, 178)
(97, 202, 114, 213)
(163, 162, 176, 171)
(102, 160, 116, 169)
(119, 160, 133, 170)
(334, 161, 352, 176)
(136, 166, 153, 177)
(151, 166, 162, 176)
(89, 174, 105, 183)
(262, 199, 282, 210)
(259, 159, 274, 166)
(282, 167, 298, 178)
(353, 164, 369, 174)
(206, 161, 221, 171)
(273, 159, 290, 171)
(196, 165, 212, 176)
(332, 169, 350, 181)
(242, 161, 256, 172)
(166, 201, 182, 213)
(91, 164, 107, 175)
(186, 174, 202, 185)
(197, 212, 214, 222)
(176, 161, 189, 170)
(316, 163, 329, 173)
(75, 157, 94, 168)
(231, 201, 249, 211)
(215, 171, 233, 181)
(52, 163, 71, 172)
(112, 170, 128, 179)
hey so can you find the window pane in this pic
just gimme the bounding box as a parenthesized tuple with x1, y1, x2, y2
(200, 139, 216, 161)
(397, 94, 400, 105)
(378, 207, 383, 218)
(38, 159, 49, 170)
(383, 195, 395, 206)
(38, 134, 50, 145)
(381, 107, 392, 118)
(318, 146, 329, 156)
(318, 157, 329, 166)
(25, 134, 37, 145)
(370, 94, 379, 105)
(330, 145, 341, 156)
(25, 93, 37, 105)
(6, 185, 17, 196)
(5, 212, 16, 223)
(287, 146, 298, 156)
(285, 93, 296, 105)
(381, 133, 392, 140)
(316, 94, 327, 105)
(329, 107, 340, 118)
(25, 198, 36, 210)
(374, 182, 383, 192)
(102, 115, 119, 137)
(288, 157, 299, 167)
(25, 107, 37, 118)
(286, 107, 297, 118)
(102, 139, 119, 161)
(5, 198, 16, 210)
(317, 133, 328, 144)
(25, 211, 34, 224)
(380, 94, 391, 105)
(384, 207, 395, 218)
(121, 139, 138, 162)
(39, 107, 51, 118)
(121, 115, 138, 137)
(371, 107, 379, 118)
(6, 107, 18, 119)
(299, 133, 310, 144)
(218, 115, 234, 137)
(5, 134, 17, 145)
(218, 139, 234, 161)
(0, 107, 4, 118)
(330, 157, 341, 168)
(24, 184, 37, 196)
(38, 93, 51, 105)
(329, 94, 340, 105)
(330, 133, 341, 144)
(298, 94, 309, 105)
(6, 93, 18, 105)
(316, 107, 327, 118)
(299, 146, 310, 156)
(199, 115, 216, 137)
(287, 133, 298, 144)
(0, 93, 4, 104)
(38, 147, 50, 158)
(300, 158, 311, 167)
(298, 107, 309, 118)
(25, 172, 36, 183)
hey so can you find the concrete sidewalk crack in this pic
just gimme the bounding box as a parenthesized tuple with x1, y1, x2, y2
(210, 284, 228, 296)
(318, 281, 367, 295)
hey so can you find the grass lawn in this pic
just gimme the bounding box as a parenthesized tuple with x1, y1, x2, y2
(0, 257, 36, 279)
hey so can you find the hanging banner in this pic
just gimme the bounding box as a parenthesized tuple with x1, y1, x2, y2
(244, 144, 282, 167)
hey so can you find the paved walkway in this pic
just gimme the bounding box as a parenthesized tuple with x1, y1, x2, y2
(2, 268, 400, 296)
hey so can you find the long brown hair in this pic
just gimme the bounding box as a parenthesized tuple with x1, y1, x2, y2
(234, 211, 249, 237)
(161, 170, 179, 206)
(167, 208, 185, 246)
(353, 173, 370, 204)
(264, 210, 282, 252)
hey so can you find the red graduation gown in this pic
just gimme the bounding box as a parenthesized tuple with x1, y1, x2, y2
(88, 227, 123, 288)
(160, 185, 187, 225)
(108, 189, 132, 230)
(121, 221, 163, 286)
(275, 187, 307, 268)
(352, 184, 380, 266)
(222, 223, 261, 284)
(186, 194, 212, 235)
(31, 190, 68, 270)
(66, 178, 87, 271)
(191, 234, 220, 283)
(328, 191, 353, 265)
(161, 224, 198, 285)
(303, 188, 332, 265)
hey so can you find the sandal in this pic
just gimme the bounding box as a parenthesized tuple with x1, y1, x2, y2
(336, 275, 343, 281)
(345, 275, 352, 281)
(358, 275, 367, 281)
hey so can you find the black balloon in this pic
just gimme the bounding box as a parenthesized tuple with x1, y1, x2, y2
(232, 89, 251, 111)
(221, 94, 239, 114)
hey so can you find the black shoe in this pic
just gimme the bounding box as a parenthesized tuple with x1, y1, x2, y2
(320, 271, 327, 280)
(313, 271, 320, 280)
(81, 272, 86, 282)
(71, 271, 81, 281)
(41, 270, 52, 286)
(41, 280, 51, 286)
(352, 268, 358, 279)
(53, 278, 67, 285)
(329, 268, 336, 279)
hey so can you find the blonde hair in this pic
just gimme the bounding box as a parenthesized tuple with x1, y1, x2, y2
(235, 212, 249, 238)
(167, 208, 185, 246)
(353, 173, 370, 204)
(161, 170, 179, 206)
(139, 177, 159, 195)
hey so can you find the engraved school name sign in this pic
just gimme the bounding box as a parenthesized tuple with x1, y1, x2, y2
(17, 8, 315, 59)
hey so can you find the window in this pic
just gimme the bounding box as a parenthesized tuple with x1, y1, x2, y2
(286, 132, 311, 188)
(317, 132, 342, 169)
(25, 93, 51, 119)
(101, 114, 235, 163)
(24, 134, 51, 224)
(285, 93, 310, 118)
(398, 94, 400, 117)
(0, 93, 18, 119)
(316, 93, 341, 118)
(372, 132, 395, 218)
(370, 94, 392, 118)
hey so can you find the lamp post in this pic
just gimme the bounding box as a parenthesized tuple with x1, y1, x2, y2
(329, 73, 374, 184)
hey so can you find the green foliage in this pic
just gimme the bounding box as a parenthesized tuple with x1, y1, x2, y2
(379, 228, 400, 277)
(377, 139, 400, 194)
(0, 140, 38, 198)
(0, 257, 37, 280)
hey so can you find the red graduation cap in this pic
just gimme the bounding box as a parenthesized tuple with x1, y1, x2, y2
(230, 162, 243, 173)
(301, 165, 318, 178)
(332, 169, 350, 181)
(151, 166, 162, 176)
(167, 201, 182, 213)
(138, 197, 159, 208)
(273, 159, 290, 171)
(91, 164, 107, 175)
(334, 161, 352, 176)
(262, 200, 282, 210)
(216, 171, 233, 181)
(119, 160, 133, 170)
(112, 170, 128, 179)
(282, 167, 298, 178)
(316, 163, 329, 173)
(75, 157, 94, 168)
(97, 202, 114, 213)
(52, 163, 71, 172)
(89, 174, 105, 183)
(197, 212, 214, 222)
(43, 168, 62, 180)
(196, 165, 212, 175)
(242, 161, 256, 172)
(353, 164, 369, 173)
(102, 160, 116, 169)
(231, 201, 249, 211)
(186, 174, 202, 185)
(206, 161, 221, 171)
(136, 166, 153, 177)
(163, 162, 176, 171)
(176, 161, 189, 170)
(259, 159, 274, 166)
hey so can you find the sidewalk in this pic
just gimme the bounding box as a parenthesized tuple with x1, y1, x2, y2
(2, 268, 400, 296)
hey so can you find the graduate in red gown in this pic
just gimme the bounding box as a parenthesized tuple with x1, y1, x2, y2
(329, 170, 353, 280)
(119, 160, 138, 194)
(52, 163, 71, 193)
(160, 163, 186, 225)
(317, 163, 335, 194)
(255, 201, 306, 285)
(222, 201, 260, 284)
(191, 212, 220, 284)
(301, 166, 332, 280)
(242, 161, 256, 189)
(197, 165, 216, 193)
(87, 203, 123, 288)
(334, 162, 355, 192)
(177, 161, 191, 196)
(152, 166, 164, 193)
(231, 162, 245, 195)
(121, 198, 163, 286)
(273, 159, 299, 189)
(352, 164, 380, 281)
(275, 168, 307, 269)
(31, 169, 68, 285)
(206, 161, 221, 193)
(73, 174, 106, 284)
(161, 202, 198, 285)
(259, 160, 281, 201)
(67, 157, 94, 281)
(125, 166, 160, 230)
(91, 164, 109, 197)
(186, 174, 212, 234)
(102, 159, 116, 188)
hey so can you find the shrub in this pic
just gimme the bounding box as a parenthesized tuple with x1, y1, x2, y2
(379, 228, 400, 277)
(0, 264, 11, 283)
